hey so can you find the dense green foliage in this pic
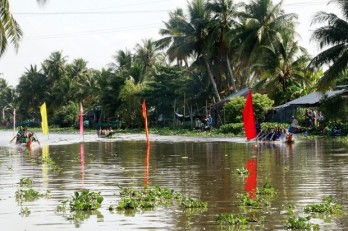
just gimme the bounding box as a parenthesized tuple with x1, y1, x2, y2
(223, 93, 274, 123)
(0, 0, 347, 130)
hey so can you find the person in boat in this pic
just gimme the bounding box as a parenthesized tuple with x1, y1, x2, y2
(265, 128, 275, 141)
(272, 127, 283, 141)
(255, 120, 261, 134)
(286, 132, 294, 143)
(289, 116, 299, 133)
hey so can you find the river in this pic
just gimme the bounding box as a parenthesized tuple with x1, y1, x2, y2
(0, 131, 347, 230)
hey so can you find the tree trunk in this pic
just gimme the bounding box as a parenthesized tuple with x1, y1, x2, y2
(203, 56, 221, 102)
(224, 53, 237, 93)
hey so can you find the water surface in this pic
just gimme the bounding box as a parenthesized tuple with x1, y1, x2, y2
(0, 131, 347, 230)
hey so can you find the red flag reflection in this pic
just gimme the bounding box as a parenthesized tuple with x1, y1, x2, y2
(144, 144, 151, 186)
(80, 143, 85, 180)
(245, 159, 257, 199)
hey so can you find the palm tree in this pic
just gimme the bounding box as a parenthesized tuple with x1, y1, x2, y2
(0, 0, 22, 56)
(157, 8, 190, 67)
(206, 0, 240, 93)
(134, 38, 164, 83)
(237, 0, 297, 81)
(254, 30, 312, 104)
(109, 49, 133, 72)
(158, 0, 221, 101)
(310, 0, 348, 90)
(16, 65, 47, 117)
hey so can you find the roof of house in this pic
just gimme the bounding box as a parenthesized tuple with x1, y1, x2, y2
(274, 89, 347, 109)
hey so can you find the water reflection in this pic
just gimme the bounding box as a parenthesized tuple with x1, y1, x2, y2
(80, 143, 85, 181)
(245, 159, 257, 199)
(144, 143, 150, 187)
(0, 132, 347, 230)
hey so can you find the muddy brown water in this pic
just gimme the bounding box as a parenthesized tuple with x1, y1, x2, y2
(0, 131, 347, 230)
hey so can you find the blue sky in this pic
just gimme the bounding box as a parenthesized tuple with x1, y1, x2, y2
(0, 0, 338, 86)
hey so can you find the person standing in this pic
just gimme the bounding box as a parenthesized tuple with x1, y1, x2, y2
(207, 114, 213, 131)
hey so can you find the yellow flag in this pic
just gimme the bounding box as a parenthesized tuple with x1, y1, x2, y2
(40, 102, 49, 135)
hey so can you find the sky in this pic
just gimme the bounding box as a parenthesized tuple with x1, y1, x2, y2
(0, 0, 339, 87)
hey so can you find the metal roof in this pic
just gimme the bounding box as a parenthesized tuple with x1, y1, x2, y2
(274, 89, 347, 109)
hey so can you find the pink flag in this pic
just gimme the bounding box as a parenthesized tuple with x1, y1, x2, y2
(80, 103, 84, 136)
(13, 109, 16, 136)
(242, 91, 257, 140)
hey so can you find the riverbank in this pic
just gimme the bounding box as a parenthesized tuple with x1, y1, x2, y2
(1, 126, 347, 142)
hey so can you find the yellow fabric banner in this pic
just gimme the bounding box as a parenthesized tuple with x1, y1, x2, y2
(40, 102, 49, 135)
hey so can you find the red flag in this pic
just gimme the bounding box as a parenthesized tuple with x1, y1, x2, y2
(142, 99, 150, 143)
(242, 91, 257, 140)
(80, 103, 84, 136)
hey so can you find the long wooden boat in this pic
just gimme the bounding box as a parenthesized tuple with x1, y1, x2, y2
(254, 133, 295, 144)
(97, 130, 115, 138)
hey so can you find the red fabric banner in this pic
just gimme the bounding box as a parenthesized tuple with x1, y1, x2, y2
(243, 91, 257, 140)
(142, 99, 150, 144)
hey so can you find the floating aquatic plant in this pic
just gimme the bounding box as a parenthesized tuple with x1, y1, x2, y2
(19, 207, 31, 217)
(237, 193, 261, 207)
(232, 167, 249, 176)
(42, 156, 62, 172)
(69, 190, 104, 211)
(15, 188, 48, 202)
(284, 216, 319, 230)
(110, 185, 206, 214)
(181, 198, 207, 208)
(304, 196, 343, 215)
(19, 178, 33, 187)
(256, 183, 276, 197)
(216, 213, 256, 226)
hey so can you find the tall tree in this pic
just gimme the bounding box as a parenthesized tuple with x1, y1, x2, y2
(255, 30, 313, 104)
(158, 0, 221, 101)
(0, 0, 22, 56)
(16, 65, 47, 118)
(207, 0, 239, 93)
(310, 0, 348, 90)
(237, 0, 297, 83)
(134, 38, 163, 83)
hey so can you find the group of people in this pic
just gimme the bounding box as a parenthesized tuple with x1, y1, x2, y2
(289, 109, 325, 133)
(305, 109, 324, 128)
(194, 114, 213, 131)
(15, 126, 38, 144)
(256, 127, 293, 142)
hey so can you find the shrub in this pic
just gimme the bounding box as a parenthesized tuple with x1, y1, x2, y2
(223, 93, 274, 123)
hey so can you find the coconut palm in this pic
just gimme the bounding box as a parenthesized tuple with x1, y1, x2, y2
(254, 30, 313, 103)
(206, 0, 240, 93)
(237, 0, 297, 81)
(0, 0, 22, 56)
(310, 0, 348, 90)
(134, 38, 164, 83)
(157, 8, 190, 67)
(158, 0, 221, 101)
(16, 65, 47, 117)
(109, 49, 133, 72)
